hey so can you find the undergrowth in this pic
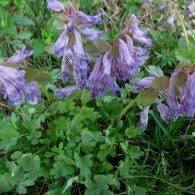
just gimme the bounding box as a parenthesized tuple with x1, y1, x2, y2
(0, 0, 195, 194)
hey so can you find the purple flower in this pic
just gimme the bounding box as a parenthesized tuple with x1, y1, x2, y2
(21, 81, 41, 105)
(116, 38, 136, 81)
(46, 0, 65, 12)
(66, 2, 76, 33)
(7, 47, 33, 64)
(138, 106, 150, 130)
(157, 100, 171, 122)
(86, 53, 120, 97)
(133, 77, 155, 91)
(118, 38, 135, 67)
(167, 13, 177, 27)
(80, 28, 103, 41)
(86, 56, 106, 97)
(187, 2, 195, 18)
(133, 46, 149, 66)
(179, 72, 195, 117)
(54, 85, 82, 99)
(54, 30, 69, 57)
(166, 72, 180, 120)
(73, 29, 89, 61)
(128, 14, 152, 47)
(0, 65, 41, 106)
(77, 11, 105, 28)
(142, 0, 151, 4)
(101, 51, 121, 95)
(61, 49, 74, 83)
(46, 2, 105, 99)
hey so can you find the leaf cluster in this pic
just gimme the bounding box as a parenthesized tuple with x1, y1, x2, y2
(0, 97, 145, 194)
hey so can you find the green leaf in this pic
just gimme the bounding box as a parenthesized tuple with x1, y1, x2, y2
(11, 166, 24, 185)
(8, 39, 25, 48)
(172, 72, 187, 87)
(0, 0, 10, 6)
(16, 185, 27, 194)
(129, 146, 144, 159)
(14, 31, 33, 40)
(59, 98, 75, 113)
(0, 7, 8, 18)
(53, 19, 65, 30)
(103, 28, 119, 42)
(131, 186, 147, 195)
(77, 0, 88, 9)
(0, 121, 20, 150)
(44, 43, 55, 54)
(23, 67, 52, 84)
(151, 76, 170, 89)
(136, 88, 159, 107)
(80, 106, 98, 121)
(175, 48, 195, 62)
(3, 25, 17, 35)
(19, 180, 35, 187)
(102, 96, 117, 103)
(125, 126, 143, 138)
(74, 153, 93, 179)
(81, 141, 96, 154)
(146, 65, 164, 77)
(12, 15, 35, 25)
(31, 39, 46, 56)
(93, 39, 111, 52)
(1, 62, 18, 69)
(94, 174, 118, 186)
(85, 42, 103, 59)
(81, 130, 94, 144)
(110, 44, 119, 58)
(0, 173, 13, 192)
(62, 175, 79, 193)
(11, 151, 23, 160)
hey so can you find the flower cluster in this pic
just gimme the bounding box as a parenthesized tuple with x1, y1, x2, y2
(186, 1, 195, 25)
(47, 1, 152, 99)
(0, 48, 41, 106)
(133, 67, 195, 130)
(187, 1, 195, 18)
(87, 15, 152, 97)
(47, 0, 105, 99)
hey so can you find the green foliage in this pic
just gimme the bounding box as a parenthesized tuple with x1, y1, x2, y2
(136, 88, 159, 107)
(0, 121, 20, 150)
(1, 0, 195, 194)
(0, 96, 146, 194)
(150, 30, 178, 68)
(151, 76, 170, 90)
(123, 0, 142, 14)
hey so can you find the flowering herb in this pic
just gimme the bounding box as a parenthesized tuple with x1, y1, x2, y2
(47, 0, 152, 99)
(133, 65, 195, 130)
(0, 48, 41, 106)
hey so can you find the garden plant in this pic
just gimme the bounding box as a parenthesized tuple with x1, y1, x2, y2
(0, 0, 195, 194)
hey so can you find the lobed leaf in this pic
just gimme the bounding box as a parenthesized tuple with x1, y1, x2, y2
(136, 88, 159, 107)
(151, 76, 170, 90)
(172, 72, 187, 87)
(93, 38, 111, 52)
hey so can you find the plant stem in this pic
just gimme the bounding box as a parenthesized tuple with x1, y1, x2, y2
(121, 175, 195, 194)
(112, 98, 137, 127)
(82, 89, 88, 106)
(39, 83, 51, 103)
(175, 8, 190, 54)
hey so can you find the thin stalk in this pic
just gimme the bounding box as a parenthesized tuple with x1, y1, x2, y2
(82, 89, 88, 106)
(39, 83, 51, 103)
(175, 9, 190, 54)
(121, 175, 195, 194)
(112, 98, 137, 127)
